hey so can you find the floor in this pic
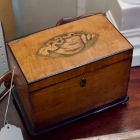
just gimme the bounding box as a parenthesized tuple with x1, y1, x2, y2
(0, 66, 140, 140)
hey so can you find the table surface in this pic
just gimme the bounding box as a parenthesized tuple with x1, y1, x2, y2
(0, 66, 140, 140)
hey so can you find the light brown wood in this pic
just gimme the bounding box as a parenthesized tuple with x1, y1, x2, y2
(5, 14, 133, 133)
(8, 14, 132, 84)
(31, 58, 131, 131)
(6, 46, 34, 126)
(28, 49, 132, 92)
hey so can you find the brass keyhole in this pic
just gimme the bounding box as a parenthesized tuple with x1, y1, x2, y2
(80, 78, 86, 87)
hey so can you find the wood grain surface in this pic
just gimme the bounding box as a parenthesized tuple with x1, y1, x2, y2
(6, 46, 34, 126)
(5, 13, 133, 133)
(0, 66, 139, 140)
(31, 58, 131, 131)
(28, 49, 133, 92)
(8, 14, 132, 84)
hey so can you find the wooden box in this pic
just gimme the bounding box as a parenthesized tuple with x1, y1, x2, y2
(1, 14, 133, 135)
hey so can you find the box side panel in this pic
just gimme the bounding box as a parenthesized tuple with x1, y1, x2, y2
(28, 49, 133, 92)
(6, 45, 34, 127)
(30, 57, 132, 131)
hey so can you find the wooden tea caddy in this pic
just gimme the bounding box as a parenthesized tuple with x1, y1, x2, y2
(0, 14, 133, 136)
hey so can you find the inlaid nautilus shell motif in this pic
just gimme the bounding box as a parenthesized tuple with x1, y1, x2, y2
(36, 32, 99, 58)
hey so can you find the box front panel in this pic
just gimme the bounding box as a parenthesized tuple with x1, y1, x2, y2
(30, 57, 132, 131)
(28, 49, 132, 92)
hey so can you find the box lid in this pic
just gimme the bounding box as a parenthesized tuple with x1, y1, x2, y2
(8, 14, 133, 92)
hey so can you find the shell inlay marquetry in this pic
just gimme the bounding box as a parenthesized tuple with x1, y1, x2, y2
(36, 32, 99, 58)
